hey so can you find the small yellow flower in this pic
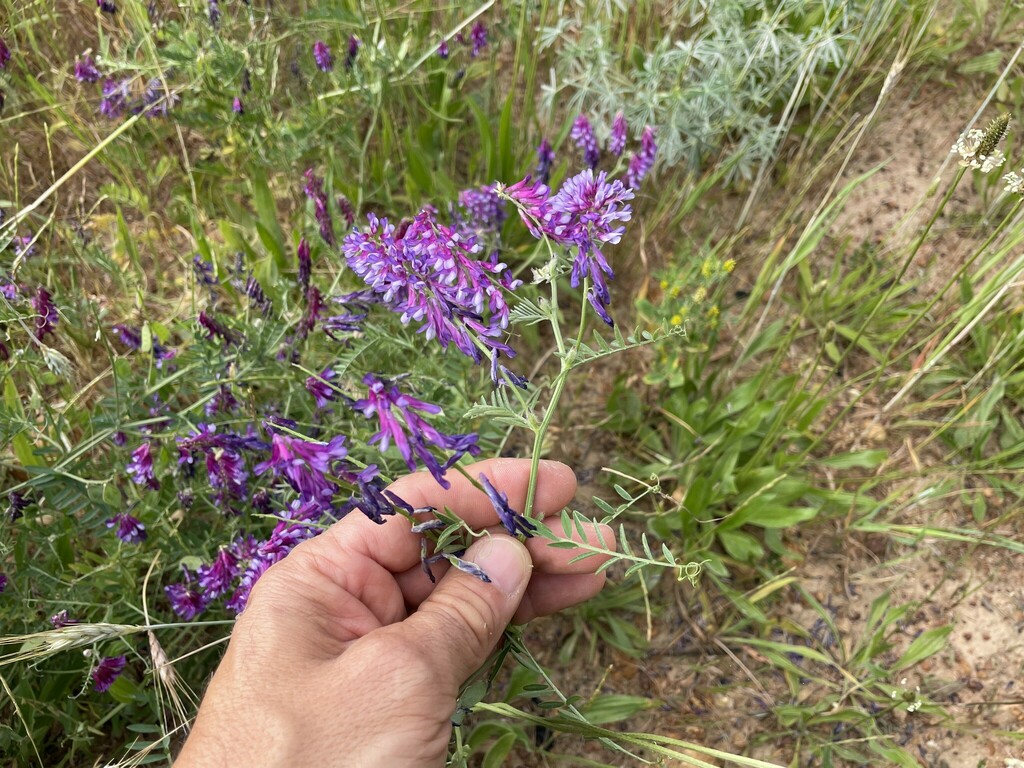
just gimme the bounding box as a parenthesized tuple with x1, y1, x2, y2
(659, 279, 669, 290)
(692, 286, 707, 303)
(701, 259, 714, 278)
(723, 259, 736, 273)
(707, 305, 719, 319)
(669, 285, 681, 298)
(669, 313, 683, 326)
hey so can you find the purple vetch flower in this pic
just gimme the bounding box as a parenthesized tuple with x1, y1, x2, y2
(196, 548, 239, 598)
(232, 96, 244, 114)
(127, 442, 160, 490)
(92, 655, 126, 692)
(50, 610, 78, 628)
(244, 273, 272, 316)
(343, 209, 521, 375)
(1, 274, 18, 300)
(208, 0, 220, 26)
(165, 576, 209, 620)
(469, 21, 488, 58)
(204, 384, 239, 416)
(449, 555, 491, 582)
(297, 237, 312, 295)
(479, 473, 536, 538)
(198, 311, 241, 347)
(609, 111, 627, 157)
(305, 367, 338, 409)
(99, 78, 130, 118)
(32, 287, 59, 340)
(0, 572, 7, 594)
(458, 186, 507, 233)
(74, 55, 101, 83)
(177, 489, 194, 509)
(438, 40, 449, 59)
(205, 448, 248, 506)
(96, 0, 117, 14)
(112, 323, 142, 349)
(625, 126, 657, 189)
(106, 512, 147, 544)
(313, 40, 333, 72)
(536, 138, 555, 184)
(345, 35, 360, 70)
(570, 114, 600, 170)
(112, 431, 127, 447)
(337, 195, 355, 228)
(135, 77, 178, 117)
(303, 169, 335, 246)
(7, 491, 30, 521)
(192, 254, 218, 285)
(254, 428, 348, 502)
(501, 175, 551, 236)
(338, 465, 416, 524)
(353, 374, 480, 488)
(0, 38, 10, 69)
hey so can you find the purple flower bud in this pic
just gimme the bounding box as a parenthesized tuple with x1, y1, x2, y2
(0, 572, 7, 594)
(345, 35, 360, 70)
(449, 555, 491, 582)
(96, 0, 117, 14)
(232, 96, 244, 114)
(31, 287, 58, 340)
(207, 0, 220, 26)
(609, 111, 627, 157)
(336, 195, 355, 228)
(297, 237, 312, 295)
(244, 273, 272, 316)
(0, 38, 10, 69)
(127, 443, 160, 490)
(7, 491, 30, 521)
(570, 114, 600, 170)
(92, 655, 126, 692)
(112, 323, 142, 349)
(479, 473, 535, 538)
(74, 55, 101, 83)
(536, 138, 554, 184)
(305, 368, 338, 409)
(197, 549, 239, 598)
(313, 40, 333, 72)
(192, 254, 219, 285)
(469, 21, 487, 58)
(303, 169, 335, 245)
(105, 512, 147, 544)
(51, 609, 78, 628)
(198, 310, 241, 347)
(438, 40, 449, 59)
(625, 126, 657, 189)
(112, 431, 127, 447)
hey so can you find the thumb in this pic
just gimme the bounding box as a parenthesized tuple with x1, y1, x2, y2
(402, 534, 532, 693)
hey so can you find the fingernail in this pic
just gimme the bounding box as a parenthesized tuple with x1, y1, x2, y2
(466, 536, 532, 597)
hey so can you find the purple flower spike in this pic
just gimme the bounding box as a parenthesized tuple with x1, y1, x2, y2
(197, 549, 239, 599)
(31, 287, 59, 341)
(96, 0, 117, 14)
(313, 40, 333, 72)
(254, 428, 348, 502)
(127, 442, 160, 490)
(469, 21, 488, 58)
(106, 512, 147, 544)
(353, 374, 479, 488)
(625, 126, 657, 189)
(345, 35, 360, 70)
(303, 169, 335, 246)
(74, 55, 101, 83)
(458, 185, 506, 233)
(198, 310, 241, 346)
(609, 111, 627, 157)
(438, 39, 450, 59)
(536, 138, 555, 184)
(479, 474, 535, 538)
(166, 578, 208, 620)
(297, 237, 312, 295)
(92, 655, 126, 692)
(232, 96, 244, 114)
(305, 368, 338, 409)
(0, 38, 10, 69)
(570, 114, 600, 170)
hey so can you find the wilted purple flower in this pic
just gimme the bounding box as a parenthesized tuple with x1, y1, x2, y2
(449, 555, 491, 582)
(303, 169, 335, 246)
(570, 114, 600, 170)
(205, 384, 239, 416)
(609, 111, 627, 157)
(337, 195, 355, 228)
(305, 368, 338, 409)
(479, 473, 535, 537)
(536, 138, 555, 184)
(7, 491, 30, 521)
(51, 610, 78, 628)
(32, 287, 58, 340)
(297, 237, 312, 295)
(336, 465, 414, 525)
(207, 0, 220, 26)
(106, 512, 147, 544)
(625, 126, 657, 189)
(99, 78, 130, 118)
(197, 548, 239, 598)
(74, 55, 101, 83)
(0, 38, 10, 69)
(438, 40, 449, 59)
(254, 428, 348, 502)
(313, 40, 333, 72)
(345, 35, 360, 70)
(353, 374, 479, 488)
(96, 0, 117, 14)
(92, 655, 126, 692)
(198, 310, 241, 347)
(244, 273, 272, 316)
(127, 442, 160, 490)
(343, 209, 521, 375)
(458, 186, 506, 233)
(192, 254, 218, 285)
(232, 96, 244, 114)
(469, 21, 488, 58)
(165, 577, 208, 620)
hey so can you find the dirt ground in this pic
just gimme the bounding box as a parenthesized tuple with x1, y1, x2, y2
(500, 80, 1024, 767)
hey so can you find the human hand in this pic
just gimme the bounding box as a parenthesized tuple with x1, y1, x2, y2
(174, 458, 613, 767)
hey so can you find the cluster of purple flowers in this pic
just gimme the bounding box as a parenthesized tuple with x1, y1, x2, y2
(353, 373, 480, 487)
(106, 512, 147, 544)
(303, 168, 335, 246)
(570, 115, 601, 170)
(536, 138, 555, 184)
(31, 287, 59, 340)
(609, 112, 627, 157)
(567, 113, 658, 186)
(457, 185, 507, 233)
(345, 35, 360, 70)
(626, 126, 657, 189)
(438, 21, 488, 60)
(127, 442, 160, 490)
(504, 169, 634, 325)
(305, 367, 338, 409)
(343, 208, 521, 379)
(74, 55, 101, 83)
(94, 75, 179, 119)
(92, 655, 126, 692)
(313, 41, 333, 72)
